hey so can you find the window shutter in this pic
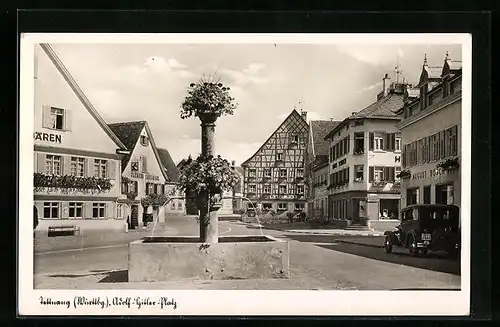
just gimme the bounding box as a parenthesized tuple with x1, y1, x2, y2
(389, 166, 395, 182)
(369, 166, 374, 182)
(85, 202, 93, 219)
(107, 202, 114, 219)
(142, 156, 148, 173)
(369, 133, 374, 150)
(402, 147, 406, 168)
(383, 167, 388, 181)
(161, 184, 165, 195)
(62, 156, 70, 176)
(391, 133, 396, 151)
(452, 125, 458, 156)
(145, 182, 150, 195)
(108, 160, 116, 180)
(36, 153, 46, 174)
(347, 167, 350, 183)
(347, 137, 350, 153)
(64, 109, 72, 131)
(439, 131, 445, 159)
(42, 105, 52, 128)
(86, 158, 93, 177)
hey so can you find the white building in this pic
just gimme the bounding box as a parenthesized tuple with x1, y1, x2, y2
(324, 76, 405, 230)
(33, 43, 130, 232)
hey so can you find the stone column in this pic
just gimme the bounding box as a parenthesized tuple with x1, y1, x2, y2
(199, 113, 221, 243)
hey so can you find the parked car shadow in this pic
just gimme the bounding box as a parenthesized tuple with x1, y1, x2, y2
(98, 270, 128, 283)
(283, 234, 460, 276)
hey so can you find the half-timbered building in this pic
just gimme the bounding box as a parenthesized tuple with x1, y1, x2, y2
(241, 109, 309, 214)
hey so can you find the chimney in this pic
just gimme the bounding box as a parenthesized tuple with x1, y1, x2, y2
(301, 110, 308, 121)
(351, 112, 357, 116)
(382, 74, 390, 97)
(231, 160, 236, 167)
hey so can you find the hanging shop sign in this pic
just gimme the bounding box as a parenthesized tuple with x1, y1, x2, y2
(33, 132, 62, 144)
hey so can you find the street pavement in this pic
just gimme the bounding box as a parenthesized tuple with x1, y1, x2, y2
(33, 215, 461, 290)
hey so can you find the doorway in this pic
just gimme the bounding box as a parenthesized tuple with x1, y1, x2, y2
(352, 199, 360, 223)
(130, 205, 139, 229)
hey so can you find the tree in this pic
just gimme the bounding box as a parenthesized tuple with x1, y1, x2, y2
(179, 74, 238, 243)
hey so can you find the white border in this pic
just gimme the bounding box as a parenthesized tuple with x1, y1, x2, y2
(19, 33, 471, 316)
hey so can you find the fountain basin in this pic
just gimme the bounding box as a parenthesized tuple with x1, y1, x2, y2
(128, 235, 290, 282)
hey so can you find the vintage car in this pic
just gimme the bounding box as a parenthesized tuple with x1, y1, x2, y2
(383, 204, 460, 258)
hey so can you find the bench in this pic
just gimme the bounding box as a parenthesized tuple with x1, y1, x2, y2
(48, 225, 81, 237)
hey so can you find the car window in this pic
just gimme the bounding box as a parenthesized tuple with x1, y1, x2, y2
(412, 208, 419, 220)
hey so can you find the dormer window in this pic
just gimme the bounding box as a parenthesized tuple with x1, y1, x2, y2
(140, 135, 148, 146)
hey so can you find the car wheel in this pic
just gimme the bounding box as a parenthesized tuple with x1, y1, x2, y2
(384, 235, 393, 253)
(408, 235, 419, 257)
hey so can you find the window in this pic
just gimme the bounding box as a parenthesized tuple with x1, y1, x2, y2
(395, 167, 401, 181)
(280, 168, 287, 177)
(374, 133, 384, 150)
(70, 157, 85, 177)
(248, 184, 256, 193)
(171, 201, 176, 209)
(297, 185, 305, 195)
(45, 155, 61, 175)
(423, 186, 431, 204)
(406, 188, 419, 205)
(50, 107, 65, 130)
(395, 137, 401, 152)
(278, 203, 287, 210)
(354, 132, 364, 154)
(43, 202, 59, 219)
(436, 184, 454, 205)
(374, 167, 384, 182)
(248, 169, 256, 177)
(289, 169, 295, 178)
(68, 202, 83, 219)
(276, 153, 283, 161)
(131, 161, 139, 172)
(94, 159, 107, 178)
(264, 168, 271, 177)
(354, 165, 364, 181)
(140, 135, 148, 146)
(177, 202, 183, 210)
(92, 203, 106, 219)
(263, 184, 271, 194)
(292, 134, 299, 143)
(297, 168, 304, 177)
(279, 184, 287, 194)
(263, 203, 272, 210)
(295, 203, 305, 211)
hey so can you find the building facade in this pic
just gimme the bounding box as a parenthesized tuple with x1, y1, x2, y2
(325, 78, 405, 226)
(306, 120, 341, 219)
(108, 121, 184, 229)
(396, 54, 462, 214)
(241, 110, 309, 214)
(231, 163, 245, 212)
(33, 43, 130, 232)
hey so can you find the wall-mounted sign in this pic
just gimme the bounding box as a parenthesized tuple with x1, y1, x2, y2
(338, 159, 347, 166)
(34, 132, 61, 143)
(412, 171, 427, 180)
(144, 173, 160, 181)
(395, 156, 401, 163)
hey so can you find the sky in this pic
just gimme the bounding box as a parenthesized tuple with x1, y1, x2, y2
(46, 41, 462, 166)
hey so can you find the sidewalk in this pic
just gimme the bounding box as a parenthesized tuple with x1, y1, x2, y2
(244, 222, 383, 237)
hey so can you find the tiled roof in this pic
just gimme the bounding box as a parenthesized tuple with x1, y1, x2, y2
(351, 92, 404, 120)
(310, 120, 341, 156)
(108, 121, 147, 169)
(234, 166, 244, 176)
(157, 148, 180, 183)
(425, 66, 443, 79)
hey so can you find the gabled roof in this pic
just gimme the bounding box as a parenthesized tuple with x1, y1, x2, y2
(157, 148, 180, 183)
(310, 120, 341, 157)
(108, 121, 147, 169)
(108, 120, 174, 182)
(40, 43, 128, 151)
(241, 109, 308, 167)
(234, 166, 244, 176)
(325, 93, 403, 140)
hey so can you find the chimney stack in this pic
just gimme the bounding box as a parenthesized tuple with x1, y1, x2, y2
(382, 74, 391, 97)
(231, 160, 236, 167)
(301, 110, 308, 121)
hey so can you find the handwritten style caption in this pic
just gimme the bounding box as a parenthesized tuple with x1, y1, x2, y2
(39, 296, 178, 310)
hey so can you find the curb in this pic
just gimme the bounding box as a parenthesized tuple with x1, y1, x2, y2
(245, 224, 382, 237)
(333, 240, 384, 249)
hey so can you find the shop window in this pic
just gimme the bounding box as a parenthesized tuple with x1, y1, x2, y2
(406, 188, 419, 205)
(436, 184, 454, 205)
(263, 203, 272, 210)
(43, 202, 59, 219)
(68, 202, 83, 219)
(379, 199, 399, 219)
(423, 186, 431, 204)
(92, 203, 106, 219)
